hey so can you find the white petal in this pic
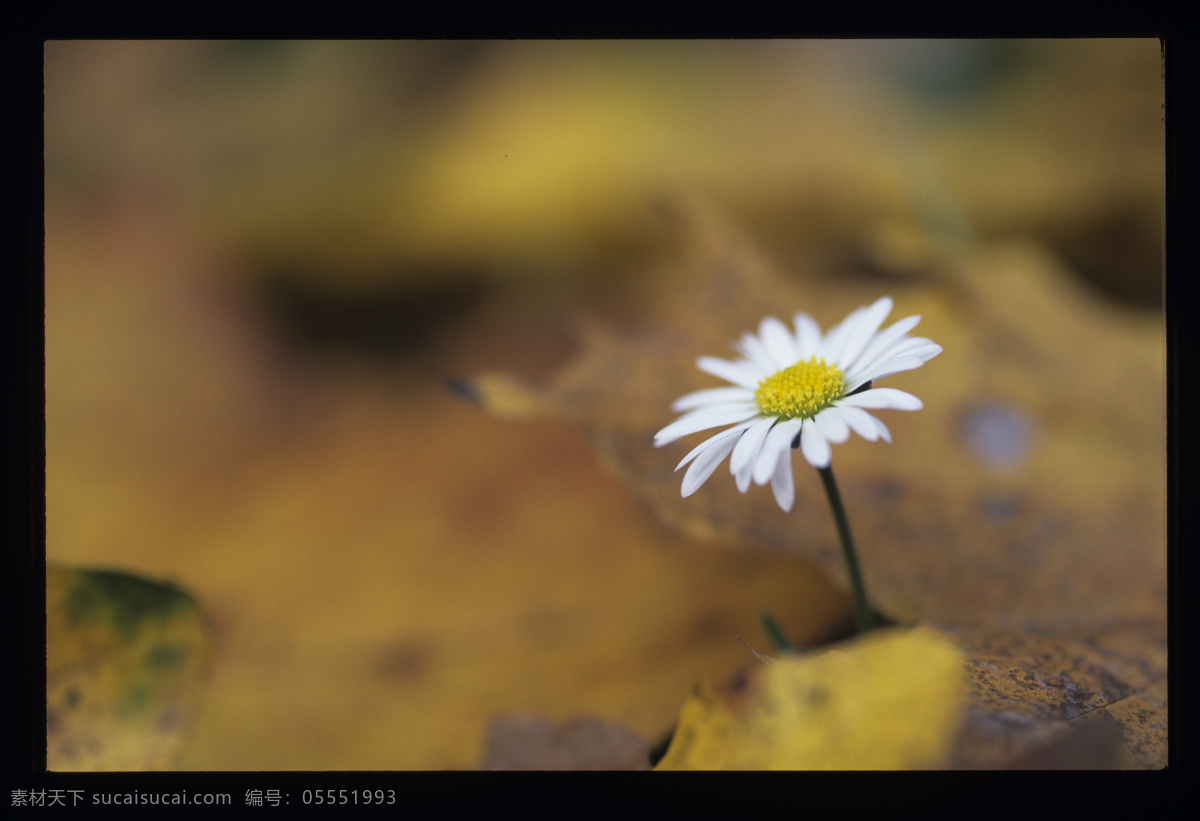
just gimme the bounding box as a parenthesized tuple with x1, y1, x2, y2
(770, 447, 796, 512)
(846, 314, 921, 378)
(848, 333, 939, 384)
(800, 421, 832, 468)
(873, 416, 892, 444)
(835, 405, 883, 442)
(852, 356, 929, 385)
(759, 316, 800, 369)
(894, 340, 943, 362)
(674, 422, 754, 470)
(843, 376, 872, 394)
(735, 463, 753, 492)
(697, 356, 761, 389)
(889, 334, 939, 354)
(821, 312, 858, 365)
(753, 418, 802, 485)
(812, 407, 851, 444)
(863, 336, 941, 365)
(671, 386, 755, 412)
(830, 297, 893, 369)
(916, 343, 944, 361)
(680, 432, 741, 497)
(654, 404, 758, 445)
(840, 387, 924, 411)
(793, 313, 823, 358)
(734, 332, 778, 375)
(730, 417, 776, 483)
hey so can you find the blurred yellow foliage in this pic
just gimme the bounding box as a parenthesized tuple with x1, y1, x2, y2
(42, 40, 1163, 770)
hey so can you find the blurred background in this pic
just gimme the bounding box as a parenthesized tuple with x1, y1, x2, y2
(44, 39, 1164, 769)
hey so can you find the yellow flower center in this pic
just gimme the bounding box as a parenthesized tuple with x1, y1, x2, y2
(754, 356, 846, 420)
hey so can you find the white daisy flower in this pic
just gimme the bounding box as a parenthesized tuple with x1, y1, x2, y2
(654, 296, 942, 512)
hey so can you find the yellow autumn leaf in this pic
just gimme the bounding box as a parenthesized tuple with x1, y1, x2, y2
(655, 627, 963, 770)
(47, 565, 210, 771)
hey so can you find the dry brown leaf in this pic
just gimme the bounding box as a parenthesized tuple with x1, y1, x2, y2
(951, 626, 1166, 768)
(481, 714, 651, 770)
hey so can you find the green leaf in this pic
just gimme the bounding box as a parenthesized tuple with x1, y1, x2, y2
(47, 565, 210, 771)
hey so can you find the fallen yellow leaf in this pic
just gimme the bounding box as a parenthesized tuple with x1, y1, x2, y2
(656, 627, 963, 770)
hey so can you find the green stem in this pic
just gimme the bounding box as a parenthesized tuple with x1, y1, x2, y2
(758, 608, 794, 652)
(817, 465, 876, 634)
